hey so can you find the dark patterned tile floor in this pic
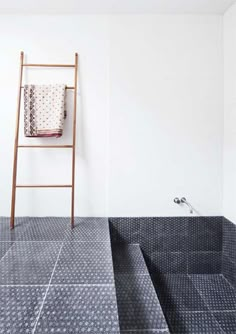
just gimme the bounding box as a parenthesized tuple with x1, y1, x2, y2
(190, 274, 236, 311)
(0, 217, 120, 334)
(1, 217, 236, 334)
(18, 217, 69, 241)
(115, 273, 168, 331)
(213, 311, 236, 333)
(112, 244, 148, 274)
(0, 242, 13, 260)
(166, 311, 225, 334)
(0, 241, 62, 285)
(0, 217, 30, 241)
(52, 242, 114, 284)
(121, 330, 170, 334)
(34, 285, 120, 334)
(151, 274, 208, 313)
(151, 273, 236, 333)
(64, 217, 110, 242)
(0, 285, 46, 334)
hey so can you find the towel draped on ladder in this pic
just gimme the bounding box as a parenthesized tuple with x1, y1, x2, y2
(24, 84, 66, 138)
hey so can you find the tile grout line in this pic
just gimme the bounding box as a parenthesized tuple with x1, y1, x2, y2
(32, 242, 64, 334)
(0, 242, 16, 263)
(189, 275, 227, 334)
(120, 330, 169, 332)
(0, 240, 111, 243)
(0, 283, 116, 287)
(221, 273, 236, 291)
(176, 310, 236, 313)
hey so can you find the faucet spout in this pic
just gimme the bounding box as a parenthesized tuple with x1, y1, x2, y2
(181, 197, 193, 214)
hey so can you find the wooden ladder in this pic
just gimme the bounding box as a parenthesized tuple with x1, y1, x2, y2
(10, 51, 78, 229)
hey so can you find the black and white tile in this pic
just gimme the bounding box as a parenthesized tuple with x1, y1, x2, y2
(0, 217, 120, 334)
(52, 242, 114, 284)
(152, 274, 208, 313)
(190, 274, 236, 311)
(109, 217, 141, 244)
(112, 244, 148, 274)
(34, 285, 120, 333)
(109, 215, 236, 333)
(188, 251, 222, 274)
(214, 311, 236, 333)
(151, 252, 187, 274)
(121, 331, 170, 334)
(0, 242, 13, 260)
(222, 218, 236, 290)
(18, 217, 69, 241)
(188, 216, 222, 252)
(64, 217, 110, 242)
(115, 273, 168, 331)
(222, 255, 236, 289)
(223, 218, 236, 261)
(0, 217, 30, 241)
(166, 311, 225, 334)
(0, 241, 61, 285)
(140, 217, 188, 255)
(0, 285, 46, 334)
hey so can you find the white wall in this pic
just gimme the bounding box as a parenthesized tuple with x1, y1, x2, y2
(0, 15, 110, 216)
(0, 14, 224, 217)
(108, 15, 223, 216)
(223, 3, 236, 223)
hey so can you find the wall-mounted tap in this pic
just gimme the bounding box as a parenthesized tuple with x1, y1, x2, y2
(173, 197, 194, 214)
(180, 197, 193, 214)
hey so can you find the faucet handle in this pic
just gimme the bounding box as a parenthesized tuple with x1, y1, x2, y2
(174, 197, 181, 204)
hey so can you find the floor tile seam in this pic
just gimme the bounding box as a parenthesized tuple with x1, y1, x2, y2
(9, 240, 64, 243)
(221, 274, 236, 292)
(15, 221, 35, 240)
(165, 310, 227, 334)
(210, 313, 227, 334)
(120, 329, 169, 332)
(114, 272, 150, 276)
(52, 238, 116, 286)
(32, 242, 64, 334)
(63, 240, 111, 244)
(190, 274, 236, 296)
(176, 310, 236, 314)
(49, 283, 116, 287)
(211, 310, 236, 313)
(196, 292, 229, 334)
(120, 328, 170, 331)
(0, 284, 48, 287)
(187, 248, 189, 274)
(188, 275, 216, 312)
(187, 275, 227, 333)
(0, 241, 16, 243)
(222, 252, 236, 263)
(0, 283, 116, 287)
(0, 242, 15, 263)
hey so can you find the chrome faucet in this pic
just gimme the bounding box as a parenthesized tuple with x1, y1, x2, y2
(173, 197, 194, 214)
(180, 197, 193, 214)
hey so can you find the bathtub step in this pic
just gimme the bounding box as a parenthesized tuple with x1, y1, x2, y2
(112, 243, 170, 333)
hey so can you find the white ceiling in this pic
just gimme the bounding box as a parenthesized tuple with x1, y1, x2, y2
(0, 0, 235, 15)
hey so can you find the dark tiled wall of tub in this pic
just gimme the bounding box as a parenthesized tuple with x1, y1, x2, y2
(109, 217, 223, 275)
(222, 217, 236, 288)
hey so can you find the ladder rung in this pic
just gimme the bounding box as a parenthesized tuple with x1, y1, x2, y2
(23, 64, 75, 68)
(18, 145, 73, 148)
(16, 185, 72, 188)
(20, 86, 75, 90)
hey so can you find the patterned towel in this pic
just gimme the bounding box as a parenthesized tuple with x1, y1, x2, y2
(24, 84, 66, 137)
